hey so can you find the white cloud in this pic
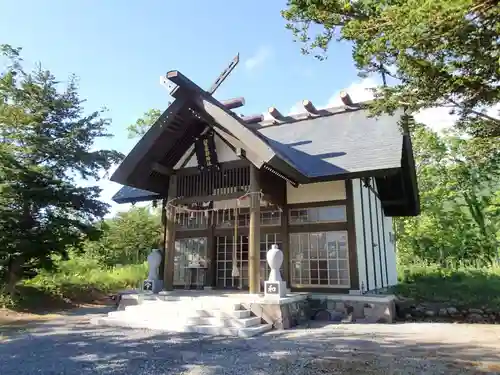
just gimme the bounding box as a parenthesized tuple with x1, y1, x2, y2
(325, 78, 378, 108)
(414, 103, 499, 133)
(244, 46, 273, 71)
(284, 77, 484, 133)
(413, 107, 459, 133)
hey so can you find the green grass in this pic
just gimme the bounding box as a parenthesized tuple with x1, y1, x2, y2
(5, 254, 500, 313)
(392, 262, 500, 309)
(1, 256, 147, 311)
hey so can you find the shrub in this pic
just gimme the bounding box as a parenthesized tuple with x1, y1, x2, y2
(2, 255, 148, 308)
(393, 261, 500, 308)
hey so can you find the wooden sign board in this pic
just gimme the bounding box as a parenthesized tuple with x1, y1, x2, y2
(195, 130, 219, 171)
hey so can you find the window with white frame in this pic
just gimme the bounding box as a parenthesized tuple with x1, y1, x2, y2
(173, 237, 208, 285)
(289, 205, 346, 225)
(290, 231, 349, 287)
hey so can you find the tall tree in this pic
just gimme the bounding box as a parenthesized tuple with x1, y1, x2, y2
(394, 122, 500, 266)
(282, 0, 500, 137)
(0, 45, 123, 294)
(84, 207, 162, 267)
(126, 108, 161, 139)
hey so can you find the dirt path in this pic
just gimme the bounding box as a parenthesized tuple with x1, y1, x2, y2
(0, 308, 63, 325)
(1, 310, 500, 374)
(0, 304, 113, 339)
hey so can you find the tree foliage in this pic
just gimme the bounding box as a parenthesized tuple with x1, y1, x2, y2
(84, 207, 162, 267)
(282, 0, 500, 137)
(395, 122, 500, 266)
(0, 44, 123, 294)
(126, 108, 161, 139)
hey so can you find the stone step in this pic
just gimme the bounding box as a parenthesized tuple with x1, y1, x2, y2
(98, 295, 270, 337)
(107, 308, 255, 326)
(195, 323, 273, 338)
(199, 309, 251, 319)
(139, 295, 243, 305)
(123, 302, 243, 315)
(186, 316, 262, 328)
(194, 324, 238, 336)
(92, 317, 194, 333)
(121, 305, 251, 318)
(238, 323, 273, 338)
(92, 316, 272, 337)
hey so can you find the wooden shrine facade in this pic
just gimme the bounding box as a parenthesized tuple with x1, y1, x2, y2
(164, 162, 359, 294)
(111, 69, 420, 294)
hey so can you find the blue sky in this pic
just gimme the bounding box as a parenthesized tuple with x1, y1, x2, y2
(1, 0, 378, 216)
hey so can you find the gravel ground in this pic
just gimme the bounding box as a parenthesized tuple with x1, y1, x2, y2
(1, 306, 500, 374)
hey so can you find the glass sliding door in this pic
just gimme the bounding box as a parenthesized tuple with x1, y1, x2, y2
(215, 233, 282, 290)
(173, 237, 208, 286)
(216, 235, 249, 289)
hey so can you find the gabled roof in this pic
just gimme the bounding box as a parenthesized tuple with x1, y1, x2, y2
(112, 186, 160, 204)
(110, 71, 419, 216)
(256, 108, 405, 181)
(110, 71, 300, 193)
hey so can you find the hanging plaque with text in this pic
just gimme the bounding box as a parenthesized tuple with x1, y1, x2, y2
(195, 130, 219, 172)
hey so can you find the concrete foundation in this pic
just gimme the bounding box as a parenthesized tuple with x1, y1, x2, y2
(96, 290, 396, 337)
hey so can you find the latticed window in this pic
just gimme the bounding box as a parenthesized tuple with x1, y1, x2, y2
(290, 231, 349, 287)
(289, 205, 346, 224)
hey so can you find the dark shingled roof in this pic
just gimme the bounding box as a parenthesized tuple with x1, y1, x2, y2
(257, 108, 405, 180)
(109, 70, 419, 215)
(112, 186, 160, 204)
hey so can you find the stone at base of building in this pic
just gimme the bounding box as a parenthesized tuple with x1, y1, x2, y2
(348, 289, 363, 295)
(242, 294, 310, 330)
(143, 279, 163, 294)
(264, 281, 287, 299)
(308, 294, 396, 323)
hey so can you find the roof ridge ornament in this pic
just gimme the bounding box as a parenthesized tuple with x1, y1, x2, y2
(160, 53, 240, 98)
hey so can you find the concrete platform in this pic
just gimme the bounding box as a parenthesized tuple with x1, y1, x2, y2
(92, 291, 274, 337)
(92, 290, 396, 337)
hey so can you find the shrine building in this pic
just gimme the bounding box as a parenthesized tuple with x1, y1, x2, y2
(110, 70, 419, 296)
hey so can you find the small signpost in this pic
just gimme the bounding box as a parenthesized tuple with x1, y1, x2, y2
(143, 280, 153, 292)
(264, 280, 286, 298)
(265, 282, 279, 295)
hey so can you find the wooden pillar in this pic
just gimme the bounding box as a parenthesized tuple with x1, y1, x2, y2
(248, 165, 261, 294)
(346, 179, 360, 290)
(281, 205, 291, 289)
(206, 213, 216, 288)
(159, 199, 167, 281)
(163, 175, 177, 291)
